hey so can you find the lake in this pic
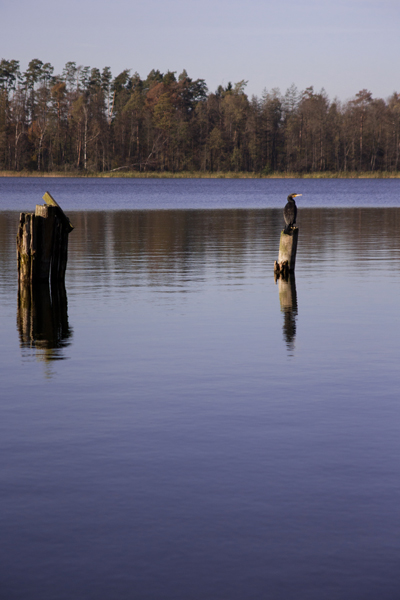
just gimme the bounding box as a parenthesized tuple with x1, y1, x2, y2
(1, 177, 400, 599)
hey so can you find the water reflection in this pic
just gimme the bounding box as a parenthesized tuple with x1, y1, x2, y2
(66, 210, 282, 292)
(3, 200, 400, 600)
(17, 282, 72, 365)
(66, 208, 400, 284)
(4, 207, 400, 365)
(4, 208, 400, 293)
(277, 273, 298, 354)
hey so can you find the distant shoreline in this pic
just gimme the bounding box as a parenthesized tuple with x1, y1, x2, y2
(1, 171, 400, 179)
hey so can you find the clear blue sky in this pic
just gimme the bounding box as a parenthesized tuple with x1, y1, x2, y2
(2, 0, 399, 101)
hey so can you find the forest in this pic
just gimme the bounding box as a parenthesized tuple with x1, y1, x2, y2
(1, 58, 400, 175)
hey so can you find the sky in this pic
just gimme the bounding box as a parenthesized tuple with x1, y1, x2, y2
(2, 0, 400, 102)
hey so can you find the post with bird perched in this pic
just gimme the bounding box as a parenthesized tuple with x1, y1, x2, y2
(274, 193, 302, 279)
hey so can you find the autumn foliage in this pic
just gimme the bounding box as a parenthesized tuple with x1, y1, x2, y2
(1, 59, 400, 174)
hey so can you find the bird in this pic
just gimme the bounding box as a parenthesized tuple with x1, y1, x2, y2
(283, 193, 302, 233)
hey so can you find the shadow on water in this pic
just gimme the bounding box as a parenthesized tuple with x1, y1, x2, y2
(277, 273, 298, 355)
(17, 281, 73, 367)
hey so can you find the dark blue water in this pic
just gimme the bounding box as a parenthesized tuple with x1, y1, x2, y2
(1, 178, 400, 599)
(2, 175, 400, 210)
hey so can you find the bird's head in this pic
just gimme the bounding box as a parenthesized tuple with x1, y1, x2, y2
(287, 193, 302, 201)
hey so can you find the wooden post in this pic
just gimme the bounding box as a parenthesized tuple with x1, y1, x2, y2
(16, 192, 73, 284)
(278, 273, 298, 351)
(16, 212, 36, 283)
(278, 274, 297, 313)
(274, 227, 298, 278)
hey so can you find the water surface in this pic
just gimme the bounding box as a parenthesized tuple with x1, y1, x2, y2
(1, 178, 400, 599)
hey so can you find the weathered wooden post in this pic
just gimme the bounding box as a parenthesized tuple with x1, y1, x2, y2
(17, 192, 73, 284)
(274, 227, 298, 279)
(16, 192, 73, 363)
(278, 272, 297, 312)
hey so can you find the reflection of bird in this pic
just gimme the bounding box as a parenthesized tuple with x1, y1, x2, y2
(283, 193, 302, 233)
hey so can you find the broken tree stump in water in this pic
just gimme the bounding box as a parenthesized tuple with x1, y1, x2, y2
(274, 227, 298, 278)
(17, 192, 73, 284)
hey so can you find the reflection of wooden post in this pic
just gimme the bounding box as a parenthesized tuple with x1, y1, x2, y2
(274, 227, 298, 278)
(16, 192, 73, 284)
(17, 281, 72, 361)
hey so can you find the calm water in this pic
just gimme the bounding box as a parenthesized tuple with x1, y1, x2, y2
(1, 178, 400, 599)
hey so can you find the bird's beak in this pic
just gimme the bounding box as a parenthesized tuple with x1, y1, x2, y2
(294, 194, 302, 197)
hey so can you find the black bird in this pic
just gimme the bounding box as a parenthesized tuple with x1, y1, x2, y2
(283, 193, 302, 233)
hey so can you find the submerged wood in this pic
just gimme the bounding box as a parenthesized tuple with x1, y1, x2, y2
(274, 227, 298, 277)
(16, 192, 73, 283)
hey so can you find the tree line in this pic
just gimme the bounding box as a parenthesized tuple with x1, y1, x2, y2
(1, 58, 400, 174)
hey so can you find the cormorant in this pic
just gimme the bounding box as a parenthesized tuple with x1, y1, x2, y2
(283, 193, 302, 233)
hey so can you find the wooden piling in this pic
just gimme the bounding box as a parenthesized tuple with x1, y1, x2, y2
(278, 273, 298, 350)
(278, 274, 297, 314)
(16, 212, 36, 282)
(274, 227, 298, 278)
(16, 192, 73, 284)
